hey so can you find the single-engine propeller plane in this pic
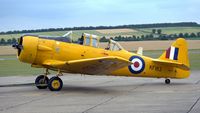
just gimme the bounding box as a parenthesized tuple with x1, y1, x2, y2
(12, 32, 190, 91)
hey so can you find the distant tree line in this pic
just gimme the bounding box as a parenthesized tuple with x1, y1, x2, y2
(100, 31, 200, 42)
(0, 38, 17, 45)
(0, 31, 200, 45)
(1, 22, 199, 35)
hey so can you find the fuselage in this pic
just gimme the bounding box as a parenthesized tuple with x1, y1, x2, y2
(17, 35, 190, 79)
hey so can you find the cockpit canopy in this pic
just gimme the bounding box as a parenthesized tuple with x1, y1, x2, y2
(79, 33, 99, 48)
(79, 33, 123, 51)
(105, 39, 124, 51)
(24, 32, 124, 51)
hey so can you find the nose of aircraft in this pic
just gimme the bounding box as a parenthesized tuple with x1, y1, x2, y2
(12, 35, 39, 64)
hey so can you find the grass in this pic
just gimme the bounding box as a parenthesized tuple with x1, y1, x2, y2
(0, 49, 199, 77)
(0, 56, 43, 76)
(139, 27, 200, 34)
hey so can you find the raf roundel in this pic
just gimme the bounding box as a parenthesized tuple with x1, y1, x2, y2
(128, 56, 145, 74)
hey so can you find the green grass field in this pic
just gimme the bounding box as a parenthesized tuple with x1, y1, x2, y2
(139, 27, 200, 34)
(0, 55, 42, 76)
(1, 27, 199, 41)
(0, 49, 199, 77)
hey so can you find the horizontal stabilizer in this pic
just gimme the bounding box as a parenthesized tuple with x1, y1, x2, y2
(152, 59, 190, 70)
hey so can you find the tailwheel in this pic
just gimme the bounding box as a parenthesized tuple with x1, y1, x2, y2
(35, 75, 49, 89)
(165, 79, 171, 84)
(48, 76, 63, 91)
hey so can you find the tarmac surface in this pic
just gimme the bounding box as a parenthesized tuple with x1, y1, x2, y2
(0, 71, 200, 113)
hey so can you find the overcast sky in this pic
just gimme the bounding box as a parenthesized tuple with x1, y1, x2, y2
(0, 0, 199, 32)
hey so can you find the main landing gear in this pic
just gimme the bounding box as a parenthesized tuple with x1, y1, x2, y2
(35, 69, 63, 91)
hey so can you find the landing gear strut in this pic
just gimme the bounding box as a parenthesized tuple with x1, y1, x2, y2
(35, 69, 63, 91)
(165, 79, 171, 84)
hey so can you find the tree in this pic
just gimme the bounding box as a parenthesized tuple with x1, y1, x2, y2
(184, 33, 189, 38)
(149, 34, 154, 39)
(197, 32, 200, 37)
(127, 36, 132, 41)
(190, 33, 196, 37)
(141, 35, 145, 39)
(178, 33, 184, 38)
(132, 35, 136, 41)
(12, 38, 17, 44)
(144, 35, 151, 40)
(152, 29, 156, 34)
(168, 34, 173, 40)
(159, 35, 167, 40)
(100, 36, 108, 42)
(0, 38, 6, 45)
(173, 34, 178, 39)
(136, 36, 140, 41)
(7, 39, 12, 44)
(157, 29, 162, 34)
(121, 36, 126, 41)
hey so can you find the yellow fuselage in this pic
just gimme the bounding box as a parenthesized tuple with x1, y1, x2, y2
(18, 35, 190, 79)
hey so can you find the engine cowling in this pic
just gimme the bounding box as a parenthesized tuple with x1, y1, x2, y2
(13, 35, 39, 64)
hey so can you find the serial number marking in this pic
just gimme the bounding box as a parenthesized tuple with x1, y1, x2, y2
(168, 69, 177, 73)
(149, 65, 162, 72)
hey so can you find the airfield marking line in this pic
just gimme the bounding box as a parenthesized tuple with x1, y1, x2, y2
(186, 96, 200, 113)
(94, 80, 115, 86)
(127, 83, 146, 93)
(82, 96, 115, 113)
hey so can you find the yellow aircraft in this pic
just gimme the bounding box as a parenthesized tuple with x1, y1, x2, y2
(12, 32, 190, 91)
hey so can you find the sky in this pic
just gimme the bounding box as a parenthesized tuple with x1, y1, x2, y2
(0, 0, 199, 32)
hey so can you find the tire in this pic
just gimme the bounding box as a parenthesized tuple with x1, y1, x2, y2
(35, 75, 49, 89)
(165, 79, 170, 84)
(48, 77, 63, 91)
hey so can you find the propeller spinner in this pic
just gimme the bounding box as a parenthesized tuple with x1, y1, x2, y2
(12, 36, 23, 56)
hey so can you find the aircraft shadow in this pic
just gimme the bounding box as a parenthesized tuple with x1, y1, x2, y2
(143, 82, 192, 86)
(61, 85, 120, 95)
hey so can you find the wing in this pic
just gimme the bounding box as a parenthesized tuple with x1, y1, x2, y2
(152, 59, 190, 70)
(42, 56, 132, 75)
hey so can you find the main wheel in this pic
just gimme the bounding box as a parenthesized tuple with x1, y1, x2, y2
(35, 75, 49, 89)
(165, 79, 171, 84)
(48, 76, 63, 91)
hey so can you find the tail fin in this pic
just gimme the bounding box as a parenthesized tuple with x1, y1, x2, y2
(159, 38, 190, 68)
